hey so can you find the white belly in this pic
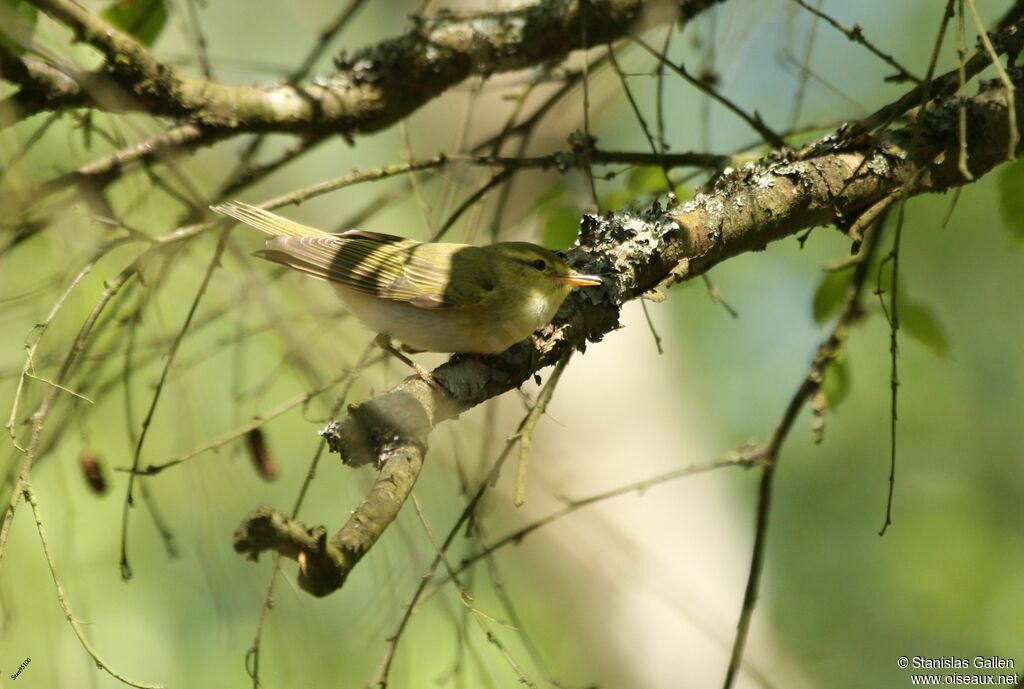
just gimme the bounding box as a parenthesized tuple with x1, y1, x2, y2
(334, 285, 560, 354)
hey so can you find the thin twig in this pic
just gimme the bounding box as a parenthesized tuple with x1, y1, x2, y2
(25, 483, 166, 689)
(788, 0, 822, 130)
(478, 519, 559, 686)
(608, 43, 672, 189)
(640, 299, 664, 354)
(117, 367, 367, 477)
(580, 19, 601, 209)
(454, 453, 758, 580)
(631, 35, 786, 149)
(5, 259, 97, 449)
(721, 212, 886, 689)
(876, 194, 910, 537)
(790, 0, 920, 83)
(450, 427, 560, 686)
(701, 274, 740, 319)
(965, 0, 1020, 161)
(514, 355, 572, 506)
(655, 23, 673, 154)
(410, 493, 539, 688)
(371, 370, 576, 688)
(119, 231, 229, 581)
(483, 81, 539, 243)
(291, 0, 366, 82)
(244, 344, 375, 689)
(182, 0, 213, 79)
(957, 0, 973, 180)
(431, 168, 515, 242)
(1, 243, 142, 574)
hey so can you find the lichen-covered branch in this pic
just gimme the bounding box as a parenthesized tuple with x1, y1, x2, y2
(11, 0, 720, 135)
(327, 67, 1024, 467)
(233, 60, 1024, 596)
(235, 65, 1024, 596)
(231, 16, 1024, 597)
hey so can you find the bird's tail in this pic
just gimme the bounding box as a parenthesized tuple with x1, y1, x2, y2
(210, 201, 330, 238)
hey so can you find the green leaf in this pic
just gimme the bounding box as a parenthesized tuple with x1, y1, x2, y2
(901, 301, 950, 358)
(0, 0, 38, 56)
(102, 0, 168, 46)
(673, 185, 694, 202)
(997, 157, 1024, 240)
(530, 183, 568, 213)
(627, 165, 670, 195)
(812, 268, 853, 325)
(600, 190, 632, 213)
(821, 355, 851, 408)
(541, 205, 579, 249)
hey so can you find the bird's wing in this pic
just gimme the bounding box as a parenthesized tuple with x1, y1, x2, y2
(255, 235, 482, 309)
(210, 201, 331, 238)
(211, 200, 482, 308)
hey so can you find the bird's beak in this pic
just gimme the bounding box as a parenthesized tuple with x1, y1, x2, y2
(558, 272, 603, 287)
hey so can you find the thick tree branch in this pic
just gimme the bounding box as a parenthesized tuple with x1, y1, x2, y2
(12, 0, 720, 135)
(233, 438, 422, 597)
(333, 68, 1024, 466)
(0, 46, 86, 126)
(236, 63, 1024, 595)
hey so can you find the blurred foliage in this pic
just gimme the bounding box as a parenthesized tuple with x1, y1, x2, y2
(811, 265, 852, 324)
(101, 0, 168, 47)
(0, 0, 37, 55)
(813, 258, 950, 358)
(821, 353, 850, 408)
(997, 156, 1024, 240)
(534, 183, 580, 248)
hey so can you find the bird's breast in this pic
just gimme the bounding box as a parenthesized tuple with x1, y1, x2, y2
(332, 284, 565, 354)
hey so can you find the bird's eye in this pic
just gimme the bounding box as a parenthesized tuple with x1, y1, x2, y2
(531, 259, 547, 271)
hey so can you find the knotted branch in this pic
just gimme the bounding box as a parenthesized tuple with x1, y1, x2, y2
(233, 439, 422, 596)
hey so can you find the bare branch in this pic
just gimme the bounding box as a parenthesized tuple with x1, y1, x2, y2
(15, 0, 719, 135)
(0, 46, 85, 125)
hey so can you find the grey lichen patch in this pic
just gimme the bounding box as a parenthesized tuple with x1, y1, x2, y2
(751, 166, 777, 190)
(678, 189, 729, 244)
(701, 196, 727, 229)
(566, 202, 679, 307)
(772, 160, 818, 188)
(459, 15, 528, 67)
(319, 420, 342, 455)
(866, 152, 891, 176)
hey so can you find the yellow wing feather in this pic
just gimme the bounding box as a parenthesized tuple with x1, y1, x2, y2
(210, 201, 330, 238)
(212, 201, 482, 308)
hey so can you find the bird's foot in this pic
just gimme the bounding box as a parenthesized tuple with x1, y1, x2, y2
(375, 334, 444, 390)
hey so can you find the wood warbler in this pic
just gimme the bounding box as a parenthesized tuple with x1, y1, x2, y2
(211, 202, 601, 375)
